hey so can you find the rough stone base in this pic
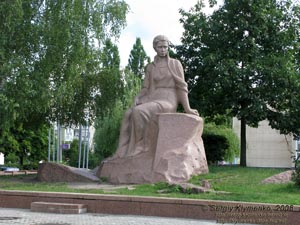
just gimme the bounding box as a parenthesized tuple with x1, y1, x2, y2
(261, 170, 293, 184)
(97, 113, 208, 184)
(37, 162, 99, 183)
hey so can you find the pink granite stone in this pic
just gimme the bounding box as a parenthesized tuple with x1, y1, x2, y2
(152, 113, 208, 183)
(97, 113, 208, 184)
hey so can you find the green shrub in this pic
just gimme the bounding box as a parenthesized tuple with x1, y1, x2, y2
(93, 100, 125, 160)
(203, 122, 240, 163)
(202, 133, 229, 164)
(22, 162, 39, 170)
(4, 153, 19, 168)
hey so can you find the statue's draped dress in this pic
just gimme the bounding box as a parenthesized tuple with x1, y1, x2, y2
(114, 55, 188, 158)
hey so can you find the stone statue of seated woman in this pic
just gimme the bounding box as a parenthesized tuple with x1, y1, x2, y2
(97, 35, 208, 184)
(114, 35, 198, 158)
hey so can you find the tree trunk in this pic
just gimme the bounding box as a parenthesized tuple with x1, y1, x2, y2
(20, 155, 24, 168)
(240, 117, 247, 167)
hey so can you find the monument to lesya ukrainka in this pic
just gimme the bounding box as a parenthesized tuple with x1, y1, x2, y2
(97, 35, 208, 184)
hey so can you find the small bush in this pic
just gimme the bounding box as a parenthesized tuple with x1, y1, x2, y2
(22, 163, 39, 170)
(203, 122, 240, 164)
(93, 100, 124, 160)
(203, 133, 229, 164)
(4, 153, 19, 168)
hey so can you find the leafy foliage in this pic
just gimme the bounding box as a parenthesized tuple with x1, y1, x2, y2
(0, 123, 48, 169)
(177, 0, 300, 166)
(95, 68, 124, 117)
(101, 39, 121, 69)
(94, 39, 123, 118)
(0, 0, 129, 167)
(0, 0, 129, 129)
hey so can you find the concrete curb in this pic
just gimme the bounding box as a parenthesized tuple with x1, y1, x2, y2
(0, 190, 299, 225)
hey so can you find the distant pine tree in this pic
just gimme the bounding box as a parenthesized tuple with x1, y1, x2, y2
(126, 37, 150, 78)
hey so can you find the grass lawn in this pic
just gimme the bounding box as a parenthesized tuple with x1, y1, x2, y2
(0, 166, 299, 205)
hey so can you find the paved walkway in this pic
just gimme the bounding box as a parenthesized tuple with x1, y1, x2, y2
(0, 208, 257, 225)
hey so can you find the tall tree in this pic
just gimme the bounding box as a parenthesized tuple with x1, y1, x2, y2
(126, 37, 150, 78)
(96, 39, 123, 117)
(40, 0, 129, 126)
(177, 0, 300, 166)
(0, 0, 45, 130)
(0, 0, 129, 166)
(0, 0, 129, 130)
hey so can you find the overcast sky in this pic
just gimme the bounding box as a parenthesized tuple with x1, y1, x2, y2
(117, 0, 221, 68)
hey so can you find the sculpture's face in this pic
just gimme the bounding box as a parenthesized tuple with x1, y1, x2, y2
(155, 41, 169, 57)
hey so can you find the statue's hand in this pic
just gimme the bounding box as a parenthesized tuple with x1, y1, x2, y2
(134, 96, 145, 106)
(186, 108, 199, 116)
(134, 88, 149, 106)
(134, 97, 141, 106)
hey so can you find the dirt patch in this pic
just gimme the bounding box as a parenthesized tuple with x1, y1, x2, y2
(67, 182, 136, 192)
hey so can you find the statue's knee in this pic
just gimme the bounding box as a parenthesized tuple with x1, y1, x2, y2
(132, 107, 142, 119)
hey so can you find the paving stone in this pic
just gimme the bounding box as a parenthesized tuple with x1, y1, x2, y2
(31, 202, 87, 214)
(0, 208, 256, 225)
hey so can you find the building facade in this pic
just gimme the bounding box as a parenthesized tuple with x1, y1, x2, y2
(233, 118, 297, 168)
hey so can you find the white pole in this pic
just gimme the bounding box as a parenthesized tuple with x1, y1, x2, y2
(295, 139, 299, 160)
(86, 121, 90, 169)
(60, 127, 63, 162)
(48, 128, 51, 162)
(83, 128, 86, 169)
(52, 124, 55, 162)
(78, 125, 82, 168)
(57, 121, 60, 163)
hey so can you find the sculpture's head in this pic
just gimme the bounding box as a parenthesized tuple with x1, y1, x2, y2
(153, 35, 169, 57)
